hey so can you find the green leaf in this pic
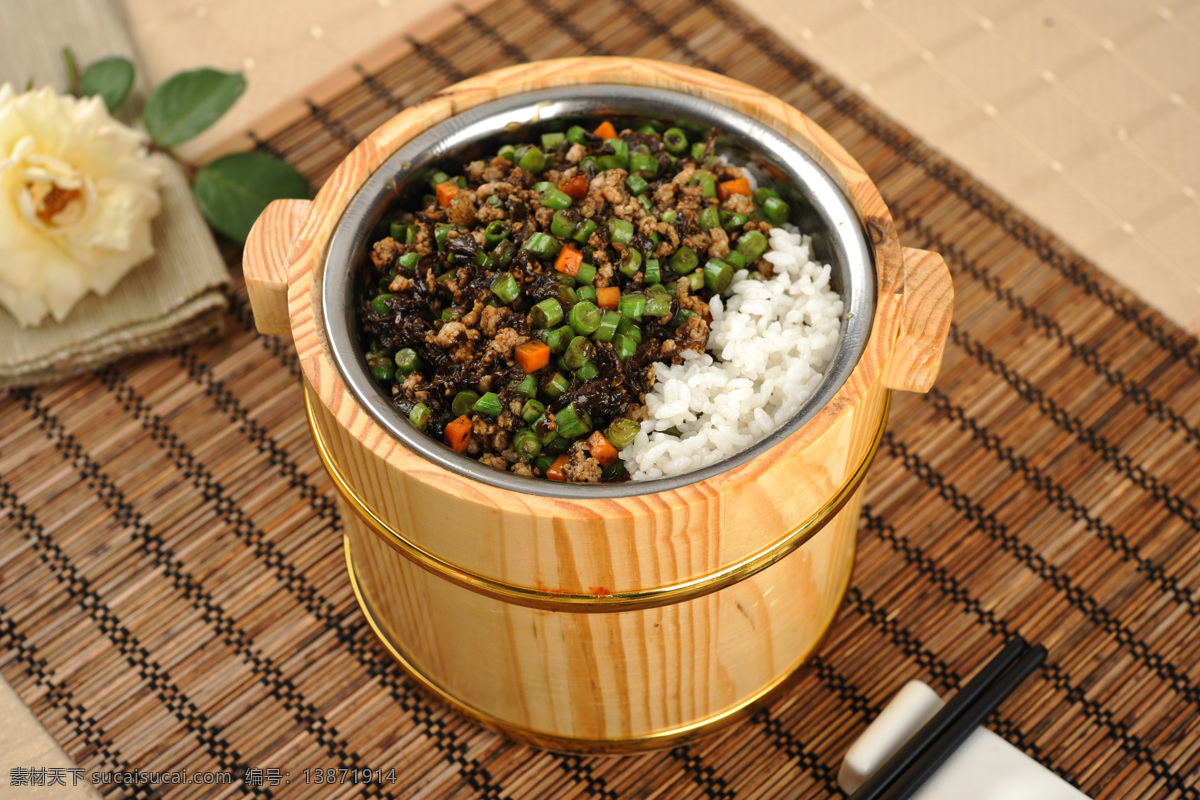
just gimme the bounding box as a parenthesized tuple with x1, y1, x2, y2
(80, 57, 135, 113)
(193, 152, 309, 243)
(144, 68, 246, 147)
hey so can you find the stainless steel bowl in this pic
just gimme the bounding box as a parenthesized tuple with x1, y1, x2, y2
(322, 85, 875, 498)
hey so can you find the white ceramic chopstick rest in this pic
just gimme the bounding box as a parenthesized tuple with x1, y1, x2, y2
(839, 680, 1092, 799)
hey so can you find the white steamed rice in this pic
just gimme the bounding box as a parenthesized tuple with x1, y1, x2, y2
(621, 226, 843, 480)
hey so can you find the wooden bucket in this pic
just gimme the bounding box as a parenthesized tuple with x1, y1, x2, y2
(243, 58, 953, 753)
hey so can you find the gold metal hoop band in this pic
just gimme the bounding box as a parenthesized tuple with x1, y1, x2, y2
(344, 534, 854, 753)
(307, 384, 889, 612)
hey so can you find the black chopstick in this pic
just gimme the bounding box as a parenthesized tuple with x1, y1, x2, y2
(848, 635, 1046, 800)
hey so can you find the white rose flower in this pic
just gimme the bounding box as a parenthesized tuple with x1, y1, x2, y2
(0, 83, 162, 327)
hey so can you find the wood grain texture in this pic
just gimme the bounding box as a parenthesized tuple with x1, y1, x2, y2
(884, 248, 954, 393)
(248, 56, 947, 744)
(243, 198, 311, 336)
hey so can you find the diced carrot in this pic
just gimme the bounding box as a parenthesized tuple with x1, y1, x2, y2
(436, 181, 459, 206)
(717, 177, 752, 202)
(596, 286, 620, 309)
(445, 415, 473, 453)
(546, 454, 570, 481)
(593, 120, 617, 140)
(514, 340, 551, 373)
(559, 173, 589, 200)
(554, 245, 583, 277)
(586, 431, 619, 468)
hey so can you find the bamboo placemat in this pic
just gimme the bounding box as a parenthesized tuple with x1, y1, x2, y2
(3, 0, 1199, 796)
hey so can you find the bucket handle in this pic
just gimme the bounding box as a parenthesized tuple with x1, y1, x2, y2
(243, 198, 312, 335)
(883, 247, 954, 393)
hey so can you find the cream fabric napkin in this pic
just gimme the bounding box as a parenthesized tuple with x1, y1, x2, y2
(0, 0, 229, 388)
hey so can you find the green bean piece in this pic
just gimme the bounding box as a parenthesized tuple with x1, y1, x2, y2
(597, 154, 624, 171)
(408, 403, 431, 431)
(687, 270, 705, 292)
(473, 391, 504, 416)
(498, 144, 517, 162)
(533, 454, 556, 474)
(636, 124, 658, 135)
(533, 414, 559, 444)
(575, 285, 597, 304)
(593, 310, 621, 342)
(429, 170, 450, 189)
(724, 251, 747, 270)
(605, 418, 640, 450)
(541, 131, 566, 150)
(579, 155, 599, 175)
(723, 211, 750, 230)
(615, 316, 642, 342)
(518, 145, 547, 174)
(691, 142, 707, 160)
(566, 125, 588, 145)
(378, 268, 395, 290)
(698, 206, 721, 231)
(486, 194, 505, 207)
(550, 210, 578, 239)
(556, 272, 576, 287)
(670, 308, 697, 328)
(541, 325, 571, 354)
(568, 301, 601, 335)
(531, 298, 564, 328)
(435, 224, 453, 251)
(533, 181, 554, 193)
(513, 428, 542, 461)
(366, 346, 395, 381)
(389, 221, 408, 241)
(613, 333, 638, 361)
(661, 209, 678, 224)
(618, 292, 646, 321)
(643, 259, 661, 284)
(540, 187, 573, 210)
(573, 218, 598, 244)
(762, 196, 791, 225)
(474, 250, 496, 269)
(735, 229, 768, 262)
(704, 259, 734, 294)
(630, 151, 658, 178)
(602, 138, 629, 168)
(422, 193, 436, 208)
(513, 374, 538, 399)
(555, 402, 592, 439)
(644, 292, 673, 318)
(575, 360, 600, 382)
(542, 372, 569, 400)
(563, 335, 593, 369)
(494, 239, 516, 267)
(491, 272, 521, 304)
(484, 219, 511, 246)
(556, 284, 577, 309)
(394, 348, 421, 374)
(619, 247, 642, 277)
(446, 391, 476, 419)
(690, 172, 716, 198)
(370, 294, 392, 315)
(575, 261, 597, 285)
(662, 127, 688, 155)
(521, 399, 546, 424)
(753, 186, 779, 205)
(625, 173, 649, 196)
(670, 245, 699, 275)
(544, 435, 572, 455)
(608, 218, 635, 245)
(397, 251, 420, 270)
(521, 231, 561, 260)
(645, 282, 670, 298)
(638, 195, 653, 213)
